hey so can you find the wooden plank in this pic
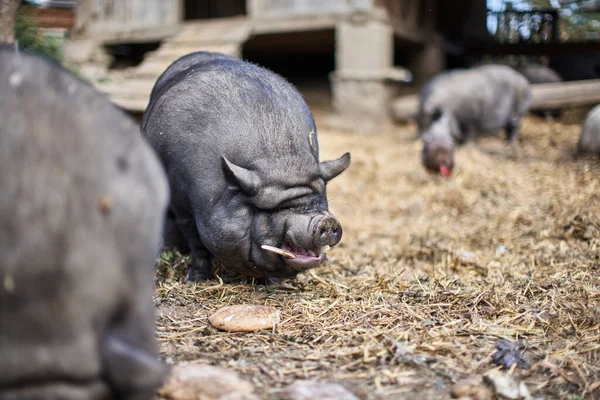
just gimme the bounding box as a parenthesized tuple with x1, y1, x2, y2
(531, 79, 600, 109)
(166, 19, 252, 44)
(94, 16, 251, 112)
(20, 5, 75, 29)
(253, 0, 354, 17)
(91, 25, 181, 45)
(253, 14, 338, 34)
(96, 79, 155, 97)
(144, 44, 240, 61)
(110, 96, 150, 113)
(391, 79, 600, 121)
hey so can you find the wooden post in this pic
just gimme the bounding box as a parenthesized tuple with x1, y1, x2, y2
(408, 36, 445, 88)
(0, 0, 19, 44)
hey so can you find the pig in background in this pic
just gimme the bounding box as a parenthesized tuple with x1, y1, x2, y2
(142, 51, 351, 283)
(0, 49, 168, 399)
(578, 104, 600, 156)
(417, 64, 533, 177)
(513, 63, 563, 120)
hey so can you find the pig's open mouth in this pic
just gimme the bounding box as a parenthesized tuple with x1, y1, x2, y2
(282, 240, 326, 271)
(261, 240, 328, 271)
(424, 164, 453, 178)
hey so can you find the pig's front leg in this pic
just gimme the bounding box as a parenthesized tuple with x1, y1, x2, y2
(175, 218, 213, 282)
(505, 118, 521, 143)
(457, 124, 477, 145)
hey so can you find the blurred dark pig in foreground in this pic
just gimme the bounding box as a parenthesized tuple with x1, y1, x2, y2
(142, 51, 351, 282)
(578, 104, 600, 156)
(0, 49, 169, 399)
(514, 63, 563, 120)
(418, 64, 532, 177)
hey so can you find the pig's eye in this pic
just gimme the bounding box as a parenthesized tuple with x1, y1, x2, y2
(275, 196, 310, 211)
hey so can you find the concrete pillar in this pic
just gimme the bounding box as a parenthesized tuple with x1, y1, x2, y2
(328, 13, 397, 134)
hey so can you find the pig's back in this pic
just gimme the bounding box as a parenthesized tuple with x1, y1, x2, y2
(578, 105, 600, 155)
(142, 55, 317, 187)
(144, 51, 234, 125)
(425, 65, 531, 132)
(515, 63, 562, 84)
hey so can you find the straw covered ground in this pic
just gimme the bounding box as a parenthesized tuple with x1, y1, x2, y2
(154, 112, 600, 400)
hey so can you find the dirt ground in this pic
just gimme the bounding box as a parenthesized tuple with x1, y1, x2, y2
(154, 111, 600, 400)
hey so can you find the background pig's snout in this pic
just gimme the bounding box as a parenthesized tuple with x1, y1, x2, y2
(314, 215, 343, 248)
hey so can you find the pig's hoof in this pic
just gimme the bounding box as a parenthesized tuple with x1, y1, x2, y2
(185, 266, 212, 283)
(253, 277, 281, 285)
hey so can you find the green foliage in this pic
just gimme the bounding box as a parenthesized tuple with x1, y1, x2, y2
(156, 250, 190, 283)
(15, 13, 63, 63)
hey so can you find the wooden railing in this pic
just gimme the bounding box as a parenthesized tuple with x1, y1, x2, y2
(248, 0, 373, 18)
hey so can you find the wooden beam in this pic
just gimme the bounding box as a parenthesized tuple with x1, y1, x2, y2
(531, 79, 600, 109)
(253, 14, 338, 35)
(20, 5, 75, 30)
(88, 25, 181, 45)
(391, 79, 600, 121)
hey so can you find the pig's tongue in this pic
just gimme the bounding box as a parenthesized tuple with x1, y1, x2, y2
(283, 242, 318, 259)
(440, 165, 452, 178)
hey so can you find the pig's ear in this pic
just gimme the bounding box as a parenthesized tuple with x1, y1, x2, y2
(320, 152, 351, 182)
(222, 156, 260, 195)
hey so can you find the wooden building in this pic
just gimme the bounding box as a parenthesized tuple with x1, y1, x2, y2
(66, 0, 600, 132)
(67, 0, 473, 132)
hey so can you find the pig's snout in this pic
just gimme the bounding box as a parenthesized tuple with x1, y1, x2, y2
(312, 213, 343, 248)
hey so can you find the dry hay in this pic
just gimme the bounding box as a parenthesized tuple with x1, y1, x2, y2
(154, 114, 600, 400)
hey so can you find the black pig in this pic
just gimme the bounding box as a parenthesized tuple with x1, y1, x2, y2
(0, 49, 169, 399)
(142, 52, 350, 282)
(514, 63, 562, 120)
(418, 64, 532, 177)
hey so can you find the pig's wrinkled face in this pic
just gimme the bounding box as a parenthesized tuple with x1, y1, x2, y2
(420, 110, 459, 178)
(204, 153, 351, 278)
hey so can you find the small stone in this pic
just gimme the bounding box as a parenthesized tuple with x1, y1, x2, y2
(559, 241, 569, 256)
(9, 72, 23, 88)
(484, 369, 531, 400)
(583, 226, 595, 240)
(495, 245, 506, 255)
(159, 364, 259, 400)
(492, 339, 530, 370)
(451, 376, 494, 400)
(518, 382, 532, 400)
(208, 304, 280, 332)
(282, 380, 359, 400)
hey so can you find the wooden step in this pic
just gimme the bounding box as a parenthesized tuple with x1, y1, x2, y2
(97, 79, 155, 97)
(144, 43, 240, 61)
(167, 18, 252, 44)
(92, 16, 252, 112)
